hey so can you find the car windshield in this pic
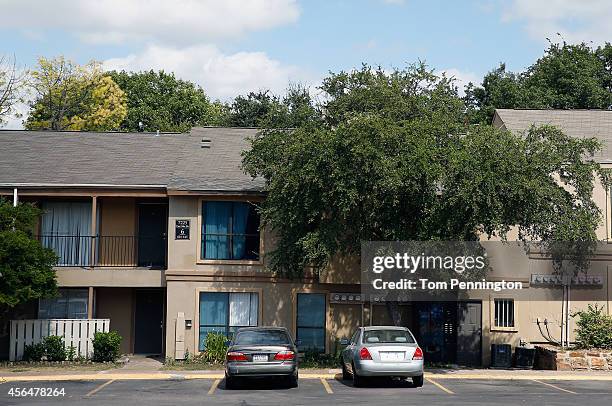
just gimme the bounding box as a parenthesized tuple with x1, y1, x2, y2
(234, 330, 291, 345)
(362, 329, 415, 344)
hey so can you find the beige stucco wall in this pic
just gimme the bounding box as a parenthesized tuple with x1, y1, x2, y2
(98, 197, 137, 266)
(167, 195, 273, 272)
(95, 288, 134, 354)
(56, 268, 164, 287)
(164, 277, 361, 358)
(99, 197, 136, 236)
(592, 169, 610, 240)
(164, 194, 612, 364)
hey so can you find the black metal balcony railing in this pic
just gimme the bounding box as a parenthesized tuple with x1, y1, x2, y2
(37, 235, 167, 268)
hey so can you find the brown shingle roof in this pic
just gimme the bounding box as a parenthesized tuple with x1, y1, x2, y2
(493, 109, 612, 162)
(0, 127, 264, 192)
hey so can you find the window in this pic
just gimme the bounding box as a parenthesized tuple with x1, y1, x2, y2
(494, 299, 514, 328)
(198, 292, 258, 350)
(39, 289, 88, 319)
(362, 329, 416, 344)
(201, 201, 260, 260)
(296, 293, 326, 352)
(40, 202, 92, 266)
(234, 330, 291, 346)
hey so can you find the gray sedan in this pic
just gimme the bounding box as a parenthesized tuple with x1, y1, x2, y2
(341, 326, 424, 387)
(225, 327, 299, 389)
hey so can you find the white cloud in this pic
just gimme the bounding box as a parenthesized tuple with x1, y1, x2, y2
(103, 44, 310, 100)
(1, 0, 300, 45)
(439, 68, 480, 96)
(503, 0, 612, 44)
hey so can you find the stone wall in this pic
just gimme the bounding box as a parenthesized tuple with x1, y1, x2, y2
(535, 345, 612, 371)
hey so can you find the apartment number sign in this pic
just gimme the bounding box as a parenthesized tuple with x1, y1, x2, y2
(175, 220, 190, 240)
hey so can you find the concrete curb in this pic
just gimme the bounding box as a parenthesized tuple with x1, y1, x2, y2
(2, 372, 612, 382)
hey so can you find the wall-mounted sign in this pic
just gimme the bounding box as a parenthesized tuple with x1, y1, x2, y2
(175, 220, 190, 240)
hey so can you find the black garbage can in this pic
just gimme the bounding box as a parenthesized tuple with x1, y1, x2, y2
(515, 347, 536, 369)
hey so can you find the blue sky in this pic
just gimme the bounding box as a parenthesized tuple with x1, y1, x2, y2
(1, 0, 610, 127)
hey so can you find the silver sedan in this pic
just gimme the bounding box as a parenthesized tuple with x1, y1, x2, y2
(225, 327, 298, 389)
(340, 326, 424, 387)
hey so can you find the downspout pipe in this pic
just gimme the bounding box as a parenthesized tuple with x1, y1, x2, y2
(13, 187, 17, 206)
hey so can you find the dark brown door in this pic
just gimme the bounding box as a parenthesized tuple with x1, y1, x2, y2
(456, 301, 482, 366)
(134, 289, 164, 354)
(137, 203, 167, 268)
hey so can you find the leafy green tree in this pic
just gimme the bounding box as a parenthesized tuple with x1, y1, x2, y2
(26, 56, 127, 131)
(224, 84, 320, 128)
(467, 42, 612, 124)
(108, 70, 219, 132)
(224, 90, 279, 127)
(0, 199, 57, 312)
(261, 84, 321, 128)
(464, 64, 524, 124)
(243, 64, 608, 277)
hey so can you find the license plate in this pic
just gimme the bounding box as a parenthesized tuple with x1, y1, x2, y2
(380, 352, 404, 361)
(252, 354, 268, 362)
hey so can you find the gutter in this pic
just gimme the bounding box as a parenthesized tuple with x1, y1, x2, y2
(0, 183, 167, 189)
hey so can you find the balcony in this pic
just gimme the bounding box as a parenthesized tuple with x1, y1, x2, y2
(38, 234, 167, 269)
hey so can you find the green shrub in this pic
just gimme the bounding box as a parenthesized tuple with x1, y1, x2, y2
(300, 349, 339, 368)
(572, 304, 612, 349)
(66, 344, 76, 361)
(23, 342, 45, 361)
(92, 331, 122, 362)
(201, 332, 228, 364)
(43, 335, 67, 361)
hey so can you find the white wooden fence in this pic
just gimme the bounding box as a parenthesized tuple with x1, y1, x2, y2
(9, 319, 110, 361)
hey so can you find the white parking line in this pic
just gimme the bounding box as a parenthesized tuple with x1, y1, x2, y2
(208, 379, 220, 395)
(425, 377, 454, 394)
(85, 379, 115, 397)
(320, 378, 333, 394)
(532, 379, 577, 394)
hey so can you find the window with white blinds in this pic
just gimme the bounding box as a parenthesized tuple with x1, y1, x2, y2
(494, 299, 514, 328)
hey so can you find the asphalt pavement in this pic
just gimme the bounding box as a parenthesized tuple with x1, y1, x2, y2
(2, 376, 612, 406)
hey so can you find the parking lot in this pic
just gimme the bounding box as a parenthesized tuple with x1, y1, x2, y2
(2, 376, 612, 406)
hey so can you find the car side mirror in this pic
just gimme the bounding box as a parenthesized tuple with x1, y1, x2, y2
(339, 338, 349, 346)
(294, 339, 302, 346)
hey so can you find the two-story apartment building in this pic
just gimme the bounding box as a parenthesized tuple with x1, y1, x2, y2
(1, 109, 611, 366)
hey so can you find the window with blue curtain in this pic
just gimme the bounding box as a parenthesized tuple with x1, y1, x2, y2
(40, 201, 92, 266)
(201, 201, 260, 260)
(199, 292, 259, 351)
(296, 293, 326, 352)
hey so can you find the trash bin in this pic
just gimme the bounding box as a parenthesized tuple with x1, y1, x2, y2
(515, 347, 536, 369)
(491, 344, 512, 368)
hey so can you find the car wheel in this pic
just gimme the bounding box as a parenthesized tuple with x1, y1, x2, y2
(225, 374, 236, 390)
(342, 363, 350, 381)
(412, 375, 424, 388)
(352, 363, 364, 387)
(287, 372, 298, 388)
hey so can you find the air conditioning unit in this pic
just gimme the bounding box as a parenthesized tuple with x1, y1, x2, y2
(491, 344, 512, 368)
(515, 347, 536, 369)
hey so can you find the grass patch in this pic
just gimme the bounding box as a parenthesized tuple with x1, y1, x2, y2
(0, 361, 121, 373)
(298, 351, 340, 369)
(162, 353, 225, 371)
(160, 361, 225, 371)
